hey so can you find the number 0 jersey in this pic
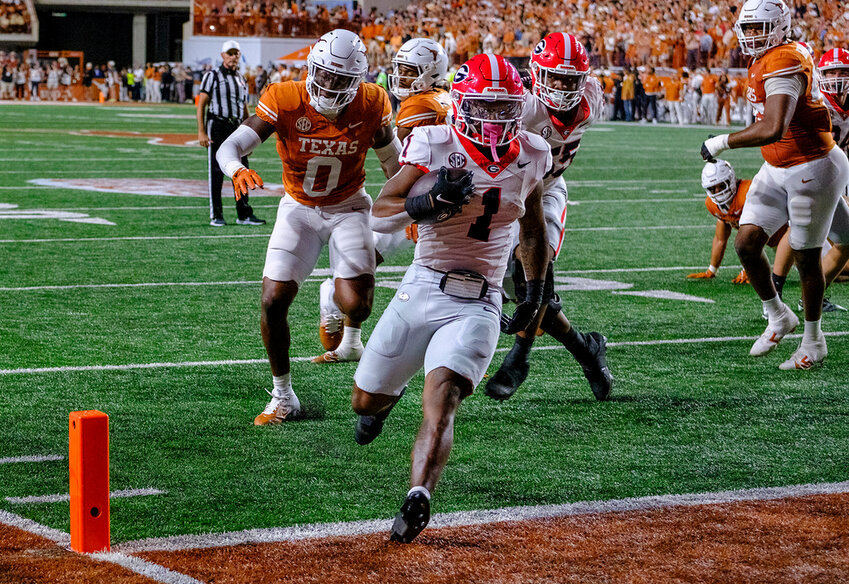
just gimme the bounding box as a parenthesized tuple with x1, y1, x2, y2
(400, 125, 551, 286)
(256, 80, 391, 206)
(746, 42, 836, 168)
(522, 76, 603, 189)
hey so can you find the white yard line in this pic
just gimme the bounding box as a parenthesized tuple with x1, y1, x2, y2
(0, 455, 64, 464)
(114, 480, 849, 553)
(0, 510, 205, 584)
(6, 488, 166, 505)
(2, 331, 847, 377)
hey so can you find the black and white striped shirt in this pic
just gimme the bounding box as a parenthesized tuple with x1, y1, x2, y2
(199, 66, 248, 120)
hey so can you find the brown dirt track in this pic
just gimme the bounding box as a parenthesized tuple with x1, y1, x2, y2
(4, 492, 849, 583)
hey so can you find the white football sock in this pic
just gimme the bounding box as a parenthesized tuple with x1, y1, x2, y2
(803, 319, 822, 344)
(272, 374, 293, 398)
(337, 326, 362, 353)
(763, 295, 784, 321)
(408, 486, 431, 500)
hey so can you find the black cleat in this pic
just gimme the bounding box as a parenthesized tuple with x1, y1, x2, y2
(354, 412, 388, 445)
(484, 345, 530, 401)
(581, 332, 613, 401)
(236, 215, 266, 225)
(389, 491, 430, 543)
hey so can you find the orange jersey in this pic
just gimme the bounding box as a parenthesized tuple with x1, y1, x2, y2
(701, 74, 717, 94)
(663, 78, 682, 101)
(643, 74, 661, 94)
(256, 81, 391, 206)
(746, 42, 835, 168)
(705, 179, 751, 228)
(395, 88, 451, 128)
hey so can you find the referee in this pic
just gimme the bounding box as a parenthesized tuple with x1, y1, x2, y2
(197, 40, 265, 226)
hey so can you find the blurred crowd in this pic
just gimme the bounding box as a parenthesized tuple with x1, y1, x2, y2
(0, 0, 32, 36)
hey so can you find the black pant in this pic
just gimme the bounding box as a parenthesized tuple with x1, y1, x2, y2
(207, 118, 254, 221)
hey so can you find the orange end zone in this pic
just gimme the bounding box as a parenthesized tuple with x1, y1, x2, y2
(69, 410, 110, 553)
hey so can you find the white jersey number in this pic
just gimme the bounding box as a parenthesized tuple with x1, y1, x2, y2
(303, 156, 342, 198)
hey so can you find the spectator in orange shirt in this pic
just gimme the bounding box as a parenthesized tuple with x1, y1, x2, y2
(715, 68, 731, 126)
(642, 66, 661, 123)
(699, 67, 717, 125)
(662, 70, 685, 125)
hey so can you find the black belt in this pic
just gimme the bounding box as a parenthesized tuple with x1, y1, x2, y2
(210, 116, 243, 124)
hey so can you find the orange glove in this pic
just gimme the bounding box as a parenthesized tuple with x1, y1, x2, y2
(732, 269, 749, 284)
(232, 168, 264, 200)
(687, 269, 716, 279)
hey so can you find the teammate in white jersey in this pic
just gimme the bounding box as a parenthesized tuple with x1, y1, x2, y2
(819, 48, 849, 156)
(485, 32, 613, 402)
(351, 54, 551, 543)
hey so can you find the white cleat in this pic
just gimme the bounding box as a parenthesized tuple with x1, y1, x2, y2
(312, 343, 364, 364)
(778, 339, 827, 370)
(254, 388, 302, 425)
(319, 279, 344, 351)
(750, 306, 799, 357)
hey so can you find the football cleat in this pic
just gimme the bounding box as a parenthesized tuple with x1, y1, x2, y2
(318, 279, 343, 351)
(311, 343, 364, 364)
(778, 338, 827, 370)
(209, 217, 226, 227)
(354, 412, 389, 445)
(484, 344, 530, 401)
(253, 388, 301, 425)
(750, 306, 799, 356)
(389, 490, 431, 543)
(235, 215, 266, 225)
(581, 332, 613, 401)
(796, 298, 847, 313)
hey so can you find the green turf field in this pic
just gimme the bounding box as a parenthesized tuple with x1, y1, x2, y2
(1, 103, 847, 543)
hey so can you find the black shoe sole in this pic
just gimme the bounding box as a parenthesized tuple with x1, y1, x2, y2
(583, 333, 613, 401)
(354, 415, 385, 445)
(389, 492, 430, 543)
(484, 348, 530, 401)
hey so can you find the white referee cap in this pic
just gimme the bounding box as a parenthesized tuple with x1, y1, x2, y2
(221, 40, 241, 53)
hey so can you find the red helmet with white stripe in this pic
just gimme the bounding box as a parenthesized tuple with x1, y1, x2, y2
(818, 48, 849, 99)
(530, 32, 590, 111)
(451, 54, 524, 157)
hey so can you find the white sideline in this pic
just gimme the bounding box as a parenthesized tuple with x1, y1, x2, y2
(6, 488, 165, 505)
(113, 480, 849, 553)
(2, 331, 848, 376)
(0, 454, 64, 464)
(0, 510, 205, 584)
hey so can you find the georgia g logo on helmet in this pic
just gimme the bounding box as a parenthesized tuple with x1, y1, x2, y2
(453, 64, 470, 84)
(533, 39, 546, 56)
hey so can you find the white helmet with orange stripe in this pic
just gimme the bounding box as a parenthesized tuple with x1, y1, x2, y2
(306, 29, 368, 117)
(529, 32, 590, 111)
(701, 159, 738, 210)
(389, 38, 449, 99)
(734, 0, 791, 58)
(818, 48, 849, 101)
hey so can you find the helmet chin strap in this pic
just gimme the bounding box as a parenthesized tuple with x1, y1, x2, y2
(482, 122, 504, 162)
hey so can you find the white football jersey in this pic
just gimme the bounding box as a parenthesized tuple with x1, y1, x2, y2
(522, 76, 603, 188)
(823, 93, 849, 154)
(400, 125, 551, 286)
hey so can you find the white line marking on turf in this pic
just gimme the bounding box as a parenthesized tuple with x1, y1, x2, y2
(90, 553, 207, 584)
(113, 480, 849, 552)
(0, 455, 64, 464)
(3, 331, 849, 376)
(0, 509, 71, 546)
(612, 290, 716, 303)
(6, 488, 166, 505)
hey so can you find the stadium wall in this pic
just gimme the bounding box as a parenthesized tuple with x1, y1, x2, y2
(182, 36, 312, 69)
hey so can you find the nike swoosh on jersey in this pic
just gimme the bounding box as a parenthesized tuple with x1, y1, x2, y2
(348, 121, 364, 128)
(517, 161, 531, 168)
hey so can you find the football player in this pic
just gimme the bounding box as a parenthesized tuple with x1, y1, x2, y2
(485, 32, 613, 402)
(701, 0, 849, 369)
(215, 29, 402, 424)
(316, 37, 451, 358)
(819, 48, 849, 156)
(352, 54, 551, 542)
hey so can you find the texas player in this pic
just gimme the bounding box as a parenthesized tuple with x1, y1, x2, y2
(315, 37, 451, 358)
(819, 48, 849, 156)
(485, 32, 612, 403)
(352, 54, 551, 543)
(701, 0, 849, 369)
(215, 29, 402, 424)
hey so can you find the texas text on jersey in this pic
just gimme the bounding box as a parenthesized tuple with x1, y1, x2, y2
(522, 76, 603, 186)
(400, 124, 551, 286)
(746, 42, 835, 167)
(395, 88, 452, 129)
(256, 80, 392, 205)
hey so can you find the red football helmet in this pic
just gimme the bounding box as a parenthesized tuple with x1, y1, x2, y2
(530, 32, 590, 111)
(818, 48, 849, 99)
(451, 54, 524, 160)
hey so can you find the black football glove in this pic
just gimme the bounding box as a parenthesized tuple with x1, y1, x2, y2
(701, 134, 717, 162)
(405, 166, 474, 224)
(501, 278, 544, 334)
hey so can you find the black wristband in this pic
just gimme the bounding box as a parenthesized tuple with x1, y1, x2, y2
(524, 279, 544, 305)
(404, 193, 434, 222)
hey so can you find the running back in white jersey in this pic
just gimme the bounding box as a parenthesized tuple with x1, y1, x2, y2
(823, 94, 849, 155)
(399, 125, 551, 286)
(522, 76, 603, 188)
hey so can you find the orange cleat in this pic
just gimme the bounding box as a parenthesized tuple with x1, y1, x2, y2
(253, 389, 301, 425)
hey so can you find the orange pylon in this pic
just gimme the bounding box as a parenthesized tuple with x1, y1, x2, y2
(69, 410, 110, 553)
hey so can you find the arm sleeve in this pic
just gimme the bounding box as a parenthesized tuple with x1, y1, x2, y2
(764, 74, 804, 100)
(215, 125, 262, 178)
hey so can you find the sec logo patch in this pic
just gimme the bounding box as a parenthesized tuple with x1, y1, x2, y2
(542, 126, 552, 139)
(296, 117, 311, 133)
(448, 152, 467, 168)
